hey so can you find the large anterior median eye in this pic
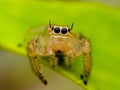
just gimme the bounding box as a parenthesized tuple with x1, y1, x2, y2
(54, 27, 60, 33)
(61, 28, 67, 34)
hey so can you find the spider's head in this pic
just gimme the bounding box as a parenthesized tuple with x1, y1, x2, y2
(48, 20, 74, 37)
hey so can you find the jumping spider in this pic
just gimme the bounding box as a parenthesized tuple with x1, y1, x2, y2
(27, 21, 92, 85)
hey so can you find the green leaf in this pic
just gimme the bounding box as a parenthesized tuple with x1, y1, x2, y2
(0, 1, 120, 90)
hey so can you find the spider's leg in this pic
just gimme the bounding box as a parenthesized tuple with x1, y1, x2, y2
(18, 25, 48, 48)
(28, 56, 47, 85)
(80, 39, 92, 85)
(49, 55, 58, 68)
(27, 35, 47, 85)
(65, 56, 72, 67)
(81, 52, 91, 85)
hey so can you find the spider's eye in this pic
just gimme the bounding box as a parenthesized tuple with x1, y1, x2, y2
(51, 27, 54, 30)
(68, 28, 71, 32)
(54, 27, 60, 33)
(61, 28, 67, 34)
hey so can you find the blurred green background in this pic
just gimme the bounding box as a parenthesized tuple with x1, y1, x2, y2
(0, 0, 120, 90)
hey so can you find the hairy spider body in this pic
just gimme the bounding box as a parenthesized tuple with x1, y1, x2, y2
(27, 22, 92, 85)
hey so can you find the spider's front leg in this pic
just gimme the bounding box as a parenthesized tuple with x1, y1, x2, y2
(27, 35, 47, 85)
(81, 39, 92, 85)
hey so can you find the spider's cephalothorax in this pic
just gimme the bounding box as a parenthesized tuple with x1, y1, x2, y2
(27, 21, 92, 85)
